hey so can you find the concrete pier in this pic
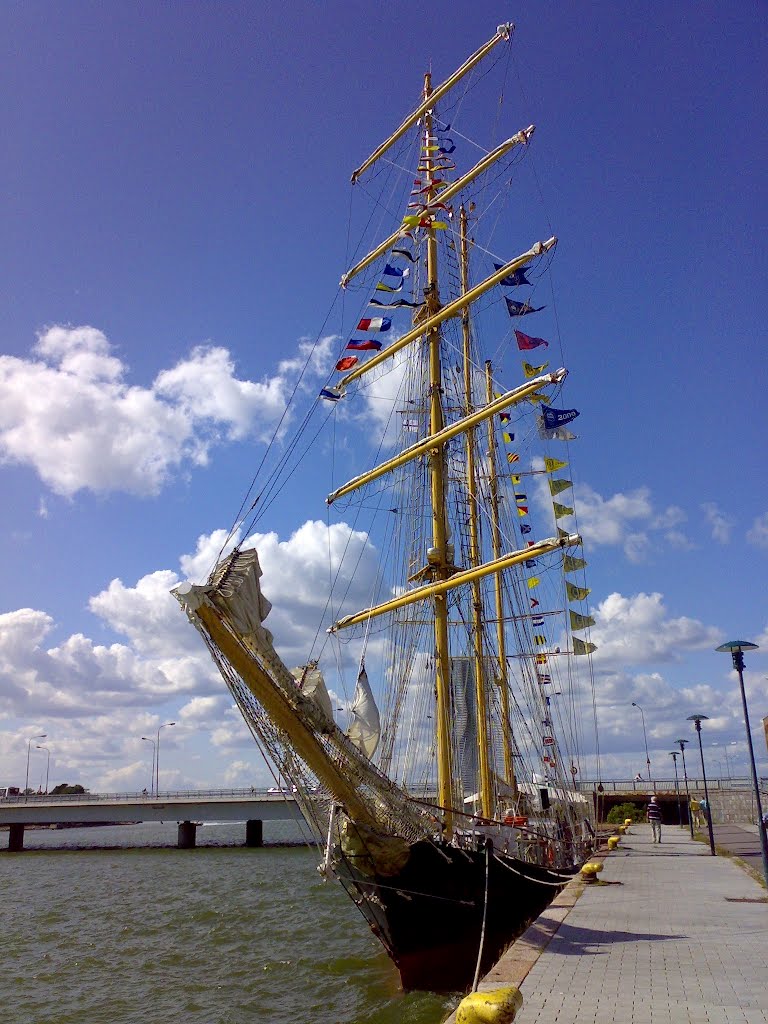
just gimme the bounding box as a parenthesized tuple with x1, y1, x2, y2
(245, 819, 263, 847)
(177, 820, 198, 849)
(445, 824, 768, 1023)
(8, 823, 24, 852)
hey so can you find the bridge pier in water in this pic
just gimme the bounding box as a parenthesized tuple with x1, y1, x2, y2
(177, 820, 198, 849)
(8, 823, 24, 851)
(245, 819, 263, 847)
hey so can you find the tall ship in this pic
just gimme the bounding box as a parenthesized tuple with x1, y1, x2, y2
(173, 23, 599, 993)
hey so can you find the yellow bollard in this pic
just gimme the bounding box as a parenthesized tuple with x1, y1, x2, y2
(456, 986, 523, 1024)
(617, 825, 626, 834)
(607, 835, 620, 850)
(624, 818, 633, 832)
(580, 861, 603, 883)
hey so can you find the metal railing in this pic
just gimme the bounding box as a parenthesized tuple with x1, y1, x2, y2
(0, 787, 290, 805)
(577, 777, 767, 793)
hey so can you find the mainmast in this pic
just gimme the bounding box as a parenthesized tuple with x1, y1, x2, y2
(421, 73, 455, 832)
(459, 205, 493, 819)
(485, 361, 517, 796)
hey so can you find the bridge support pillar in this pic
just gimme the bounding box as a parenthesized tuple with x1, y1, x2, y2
(245, 819, 263, 848)
(8, 823, 24, 852)
(177, 820, 198, 849)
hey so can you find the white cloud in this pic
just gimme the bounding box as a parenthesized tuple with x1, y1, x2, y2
(590, 592, 721, 666)
(701, 502, 732, 544)
(747, 512, 768, 549)
(0, 325, 332, 498)
(538, 482, 694, 563)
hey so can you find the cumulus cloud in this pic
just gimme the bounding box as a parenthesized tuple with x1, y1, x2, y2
(701, 502, 732, 544)
(747, 512, 768, 549)
(0, 325, 333, 498)
(590, 592, 721, 666)
(0, 518, 379, 737)
(532, 480, 693, 563)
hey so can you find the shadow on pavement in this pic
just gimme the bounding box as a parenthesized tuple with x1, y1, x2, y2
(546, 921, 686, 956)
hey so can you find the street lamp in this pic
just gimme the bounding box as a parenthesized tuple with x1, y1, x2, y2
(669, 752, 682, 825)
(711, 742, 732, 782)
(156, 722, 176, 796)
(141, 737, 156, 796)
(631, 702, 652, 783)
(36, 745, 50, 794)
(675, 738, 694, 838)
(715, 640, 768, 889)
(687, 714, 716, 856)
(25, 733, 47, 799)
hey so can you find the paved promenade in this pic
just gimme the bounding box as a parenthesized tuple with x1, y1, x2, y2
(449, 824, 767, 1023)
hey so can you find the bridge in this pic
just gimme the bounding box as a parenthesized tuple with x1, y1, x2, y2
(3, 779, 765, 852)
(0, 788, 302, 852)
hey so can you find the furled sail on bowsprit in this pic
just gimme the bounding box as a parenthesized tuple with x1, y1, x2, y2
(173, 22, 601, 994)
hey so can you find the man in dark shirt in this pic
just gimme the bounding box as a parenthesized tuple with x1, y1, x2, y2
(647, 796, 662, 843)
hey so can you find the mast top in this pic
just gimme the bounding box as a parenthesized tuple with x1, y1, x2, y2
(350, 23, 514, 183)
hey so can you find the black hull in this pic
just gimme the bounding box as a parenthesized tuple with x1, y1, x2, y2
(336, 839, 571, 993)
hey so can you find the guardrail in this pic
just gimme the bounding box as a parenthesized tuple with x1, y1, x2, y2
(577, 777, 767, 793)
(0, 787, 285, 804)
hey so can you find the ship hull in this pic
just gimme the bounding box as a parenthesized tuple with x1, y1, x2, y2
(336, 837, 571, 993)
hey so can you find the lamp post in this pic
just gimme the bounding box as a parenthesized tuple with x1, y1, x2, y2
(669, 752, 682, 826)
(687, 714, 716, 856)
(675, 738, 694, 838)
(715, 640, 768, 888)
(156, 722, 175, 796)
(724, 743, 734, 780)
(141, 737, 156, 796)
(25, 733, 47, 799)
(631, 702, 652, 783)
(36, 745, 50, 794)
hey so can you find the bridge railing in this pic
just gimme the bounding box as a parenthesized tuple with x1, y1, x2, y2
(577, 777, 766, 793)
(0, 787, 287, 804)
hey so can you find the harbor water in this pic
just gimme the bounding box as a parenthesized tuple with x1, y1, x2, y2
(0, 822, 455, 1024)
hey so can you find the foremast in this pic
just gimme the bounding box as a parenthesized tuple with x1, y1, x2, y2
(421, 74, 456, 833)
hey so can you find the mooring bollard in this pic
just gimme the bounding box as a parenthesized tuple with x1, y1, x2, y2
(624, 817, 633, 832)
(580, 862, 603, 883)
(607, 835, 620, 850)
(455, 985, 523, 1023)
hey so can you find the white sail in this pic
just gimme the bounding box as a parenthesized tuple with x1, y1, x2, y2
(292, 665, 334, 724)
(347, 666, 380, 759)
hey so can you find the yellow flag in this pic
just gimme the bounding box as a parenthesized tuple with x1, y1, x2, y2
(522, 360, 549, 379)
(511, 474, 521, 485)
(573, 637, 597, 656)
(528, 392, 549, 404)
(566, 582, 591, 602)
(553, 502, 574, 519)
(527, 577, 540, 589)
(507, 452, 520, 464)
(544, 457, 568, 473)
(502, 431, 513, 444)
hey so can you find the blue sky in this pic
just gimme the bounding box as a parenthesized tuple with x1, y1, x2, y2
(1, 2, 766, 794)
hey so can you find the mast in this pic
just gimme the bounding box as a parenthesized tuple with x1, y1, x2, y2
(485, 360, 517, 796)
(459, 205, 493, 819)
(422, 73, 455, 832)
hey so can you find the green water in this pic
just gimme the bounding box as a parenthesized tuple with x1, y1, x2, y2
(0, 823, 456, 1024)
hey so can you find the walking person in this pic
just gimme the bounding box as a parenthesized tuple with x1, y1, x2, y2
(647, 796, 662, 843)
